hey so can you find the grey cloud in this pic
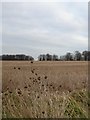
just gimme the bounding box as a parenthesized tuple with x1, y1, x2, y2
(2, 2, 88, 58)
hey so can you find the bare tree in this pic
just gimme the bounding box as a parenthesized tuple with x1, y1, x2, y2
(65, 52, 73, 61)
(74, 51, 82, 61)
(82, 51, 88, 61)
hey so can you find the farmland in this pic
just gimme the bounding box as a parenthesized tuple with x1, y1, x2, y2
(1, 61, 89, 118)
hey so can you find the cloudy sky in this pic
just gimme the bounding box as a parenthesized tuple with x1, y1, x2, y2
(2, 2, 88, 59)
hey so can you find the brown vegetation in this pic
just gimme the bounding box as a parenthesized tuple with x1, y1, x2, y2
(2, 61, 88, 118)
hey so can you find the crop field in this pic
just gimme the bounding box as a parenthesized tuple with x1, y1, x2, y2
(1, 61, 89, 118)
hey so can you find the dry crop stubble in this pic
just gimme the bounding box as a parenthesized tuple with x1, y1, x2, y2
(2, 61, 89, 118)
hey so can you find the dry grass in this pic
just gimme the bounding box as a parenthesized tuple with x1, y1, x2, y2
(1, 61, 88, 118)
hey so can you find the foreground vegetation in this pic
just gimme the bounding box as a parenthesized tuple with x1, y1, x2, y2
(2, 61, 88, 118)
(2, 88, 88, 118)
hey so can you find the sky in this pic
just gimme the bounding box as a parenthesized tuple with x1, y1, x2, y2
(1, 1, 88, 59)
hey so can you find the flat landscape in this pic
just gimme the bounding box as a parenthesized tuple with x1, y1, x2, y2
(2, 61, 89, 118)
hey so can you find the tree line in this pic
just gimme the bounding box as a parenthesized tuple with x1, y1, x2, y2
(0, 50, 90, 61)
(0, 54, 34, 61)
(38, 51, 90, 61)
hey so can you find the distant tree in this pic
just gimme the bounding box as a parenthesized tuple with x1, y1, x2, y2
(88, 51, 90, 61)
(74, 51, 82, 61)
(42, 55, 46, 61)
(82, 51, 88, 61)
(2, 54, 34, 61)
(46, 54, 52, 61)
(38, 55, 41, 61)
(25, 56, 34, 61)
(53, 54, 58, 61)
(60, 55, 66, 61)
(65, 52, 73, 61)
(40, 58, 41, 61)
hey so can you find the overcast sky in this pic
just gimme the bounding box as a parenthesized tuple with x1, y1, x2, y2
(2, 2, 88, 59)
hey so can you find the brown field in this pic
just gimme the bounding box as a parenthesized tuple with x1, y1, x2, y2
(1, 61, 89, 118)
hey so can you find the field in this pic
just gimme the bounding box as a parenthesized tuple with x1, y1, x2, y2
(1, 61, 89, 118)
